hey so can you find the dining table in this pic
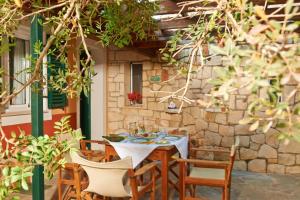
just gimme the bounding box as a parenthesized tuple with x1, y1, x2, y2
(104, 132, 188, 200)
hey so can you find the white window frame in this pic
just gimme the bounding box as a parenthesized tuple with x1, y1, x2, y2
(1, 25, 52, 126)
(130, 63, 143, 93)
(5, 27, 31, 112)
(130, 63, 143, 104)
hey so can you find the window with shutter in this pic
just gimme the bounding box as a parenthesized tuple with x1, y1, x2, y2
(47, 54, 67, 109)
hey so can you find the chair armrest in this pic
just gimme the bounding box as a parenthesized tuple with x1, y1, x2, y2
(82, 139, 106, 144)
(176, 158, 230, 169)
(80, 139, 106, 146)
(80, 139, 106, 150)
(80, 149, 106, 162)
(132, 162, 157, 177)
(64, 162, 80, 169)
(190, 147, 230, 153)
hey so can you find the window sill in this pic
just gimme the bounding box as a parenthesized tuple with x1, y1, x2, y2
(166, 108, 180, 114)
(123, 104, 143, 109)
(1, 110, 52, 126)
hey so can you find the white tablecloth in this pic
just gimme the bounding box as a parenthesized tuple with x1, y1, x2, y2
(109, 134, 188, 168)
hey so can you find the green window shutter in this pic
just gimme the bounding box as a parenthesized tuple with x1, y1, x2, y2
(47, 54, 67, 109)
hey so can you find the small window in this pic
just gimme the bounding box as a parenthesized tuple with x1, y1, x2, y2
(130, 63, 143, 104)
(0, 25, 53, 126)
(9, 38, 30, 106)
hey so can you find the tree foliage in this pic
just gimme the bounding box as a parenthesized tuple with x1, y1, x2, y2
(0, 0, 157, 103)
(0, 116, 82, 199)
(0, 0, 157, 199)
(161, 0, 300, 141)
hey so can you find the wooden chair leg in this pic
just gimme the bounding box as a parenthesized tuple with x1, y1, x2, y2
(179, 162, 184, 200)
(82, 191, 93, 200)
(73, 169, 82, 200)
(168, 178, 179, 192)
(170, 167, 179, 179)
(63, 186, 72, 200)
(228, 181, 231, 200)
(150, 168, 156, 200)
(188, 185, 196, 197)
(222, 188, 225, 200)
(58, 169, 63, 200)
(223, 186, 229, 200)
(227, 186, 231, 200)
(139, 162, 144, 185)
(192, 185, 196, 197)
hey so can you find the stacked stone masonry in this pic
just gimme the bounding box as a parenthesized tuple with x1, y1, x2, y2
(106, 47, 300, 174)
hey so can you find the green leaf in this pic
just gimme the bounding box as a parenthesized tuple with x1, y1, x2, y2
(278, 133, 286, 140)
(11, 175, 21, 183)
(293, 133, 300, 143)
(21, 179, 28, 191)
(210, 45, 227, 55)
(294, 107, 300, 115)
(239, 118, 253, 125)
(255, 6, 268, 21)
(286, 23, 298, 32)
(263, 121, 273, 133)
(11, 132, 16, 138)
(249, 120, 259, 131)
(22, 172, 33, 178)
(285, 0, 294, 14)
(2, 167, 9, 176)
(276, 122, 287, 128)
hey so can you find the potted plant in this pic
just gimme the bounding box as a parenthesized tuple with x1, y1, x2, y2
(127, 91, 142, 105)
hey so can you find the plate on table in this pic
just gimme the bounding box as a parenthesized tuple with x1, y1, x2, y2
(138, 133, 157, 139)
(155, 140, 170, 145)
(163, 135, 181, 141)
(103, 135, 125, 142)
(118, 132, 130, 137)
(131, 138, 151, 144)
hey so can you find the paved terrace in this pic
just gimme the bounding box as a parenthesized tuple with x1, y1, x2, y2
(18, 170, 300, 200)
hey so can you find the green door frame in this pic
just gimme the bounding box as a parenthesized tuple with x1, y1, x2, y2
(80, 89, 91, 141)
(79, 51, 91, 141)
(31, 15, 44, 200)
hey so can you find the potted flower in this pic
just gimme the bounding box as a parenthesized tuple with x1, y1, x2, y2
(127, 91, 142, 105)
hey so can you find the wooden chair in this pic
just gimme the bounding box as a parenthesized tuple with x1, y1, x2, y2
(140, 129, 189, 192)
(57, 162, 85, 200)
(58, 138, 106, 200)
(177, 138, 239, 200)
(70, 151, 157, 200)
(80, 139, 106, 161)
(167, 129, 192, 191)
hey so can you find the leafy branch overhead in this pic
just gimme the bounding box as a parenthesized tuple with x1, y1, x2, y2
(0, 0, 157, 104)
(160, 0, 300, 141)
(0, 116, 82, 199)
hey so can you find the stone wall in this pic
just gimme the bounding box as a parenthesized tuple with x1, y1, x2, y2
(107, 47, 300, 174)
(107, 47, 188, 134)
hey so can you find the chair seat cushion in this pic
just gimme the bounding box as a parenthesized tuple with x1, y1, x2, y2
(125, 185, 147, 196)
(189, 167, 225, 180)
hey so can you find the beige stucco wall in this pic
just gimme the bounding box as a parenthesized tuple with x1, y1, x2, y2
(106, 47, 300, 174)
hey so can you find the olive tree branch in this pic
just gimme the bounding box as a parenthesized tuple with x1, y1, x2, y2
(0, 0, 76, 106)
(18, 1, 69, 20)
(75, 3, 92, 65)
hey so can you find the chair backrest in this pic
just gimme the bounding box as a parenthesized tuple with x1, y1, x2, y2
(70, 151, 133, 198)
(227, 137, 240, 180)
(58, 128, 82, 163)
